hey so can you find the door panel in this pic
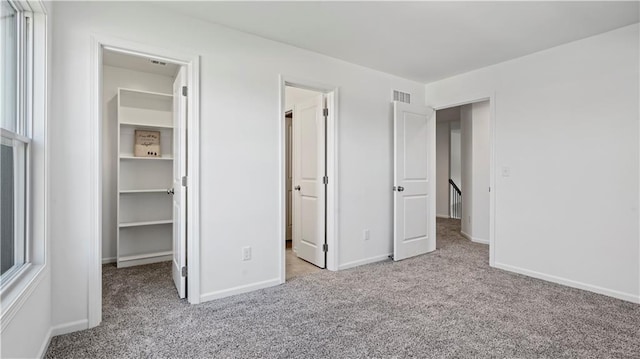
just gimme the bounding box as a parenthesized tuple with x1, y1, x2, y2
(393, 101, 436, 261)
(172, 67, 187, 298)
(293, 94, 326, 268)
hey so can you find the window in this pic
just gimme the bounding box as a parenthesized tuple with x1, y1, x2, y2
(1, 0, 31, 286)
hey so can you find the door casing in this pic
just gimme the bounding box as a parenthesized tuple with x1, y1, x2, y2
(279, 76, 339, 281)
(432, 96, 496, 267)
(89, 35, 201, 329)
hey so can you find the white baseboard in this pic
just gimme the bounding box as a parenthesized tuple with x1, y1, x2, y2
(51, 319, 89, 337)
(460, 230, 489, 245)
(338, 253, 392, 271)
(116, 255, 171, 268)
(493, 262, 640, 304)
(102, 257, 116, 264)
(436, 214, 450, 219)
(37, 328, 52, 359)
(200, 278, 281, 303)
(471, 237, 489, 245)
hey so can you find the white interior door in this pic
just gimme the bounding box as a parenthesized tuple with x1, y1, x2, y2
(293, 94, 326, 268)
(172, 67, 187, 298)
(393, 101, 436, 261)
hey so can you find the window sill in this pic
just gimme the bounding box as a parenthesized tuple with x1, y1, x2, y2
(0, 263, 48, 332)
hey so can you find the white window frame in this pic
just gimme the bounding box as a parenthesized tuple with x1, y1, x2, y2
(0, 0, 32, 286)
(0, 0, 48, 329)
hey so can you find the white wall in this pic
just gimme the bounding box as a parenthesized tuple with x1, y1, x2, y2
(101, 65, 174, 262)
(0, 271, 52, 358)
(425, 23, 640, 302)
(460, 105, 473, 236)
(285, 86, 319, 109)
(436, 120, 450, 217)
(471, 101, 490, 243)
(50, 1, 425, 331)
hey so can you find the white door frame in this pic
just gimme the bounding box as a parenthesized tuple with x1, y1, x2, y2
(432, 95, 496, 266)
(89, 35, 201, 328)
(278, 75, 339, 281)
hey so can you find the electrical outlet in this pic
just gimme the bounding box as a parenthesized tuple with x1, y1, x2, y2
(242, 246, 252, 261)
(363, 229, 370, 240)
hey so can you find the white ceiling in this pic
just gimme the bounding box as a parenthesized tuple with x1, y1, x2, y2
(103, 49, 180, 77)
(159, 1, 639, 83)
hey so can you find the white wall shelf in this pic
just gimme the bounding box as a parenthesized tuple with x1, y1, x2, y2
(117, 87, 174, 268)
(120, 121, 174, 129)
(120, 189, 168, 194)
(119, 251, 173, 262)
(119, 155, 173, 161)
(119, 219, 173, 228)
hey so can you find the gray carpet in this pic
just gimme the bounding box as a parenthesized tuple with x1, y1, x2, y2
(46, 218, 640, 358)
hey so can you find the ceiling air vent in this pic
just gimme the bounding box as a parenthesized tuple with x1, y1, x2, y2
(393, 90, 411, 104)
(150, 59, 167, 66)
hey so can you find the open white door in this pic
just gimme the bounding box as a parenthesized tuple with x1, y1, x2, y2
(293, 94, 326, 268)
(393, 101, 436, 261)
(172, 67, 187, 298)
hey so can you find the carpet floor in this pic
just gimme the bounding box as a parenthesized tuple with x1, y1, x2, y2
(46, 218, 639, 358)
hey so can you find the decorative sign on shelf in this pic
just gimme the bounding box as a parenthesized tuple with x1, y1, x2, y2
(134, 130, 161, 157)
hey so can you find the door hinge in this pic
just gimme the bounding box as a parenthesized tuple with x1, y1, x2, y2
(323, 108, 329, 117)
(182, 86, 188, 97)
(322, 243, 328, 252)
(322, 176, 328, 185)
(181, 266, 187, 277)
(182, 176, 188, 187)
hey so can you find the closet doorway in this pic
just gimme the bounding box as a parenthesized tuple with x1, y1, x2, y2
(89, 38, 201, 329)
(101, 49, 188, 295)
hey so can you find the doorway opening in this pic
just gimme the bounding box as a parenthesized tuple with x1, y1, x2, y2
(100, 48, 188, 295)
(435, 100, 492, 253)
(90, 38, 201, 328)
(280, 79, 339, 281)
(284, 86, 326, 280)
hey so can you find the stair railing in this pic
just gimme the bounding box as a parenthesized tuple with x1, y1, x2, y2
(449, 179, 462, 219)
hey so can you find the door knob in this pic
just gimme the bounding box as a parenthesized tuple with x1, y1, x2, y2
(294, 185, 301, 191)
(167, 188, 175, 195)
(397, 186, 405, 192)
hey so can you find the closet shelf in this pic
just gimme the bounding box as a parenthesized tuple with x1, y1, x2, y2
(119, 219, 173, 228)
(119, 251, 173, 262)
(120, 121, 173, 129)
(119, 155, 173, 161)
(119, 189, 169, 194)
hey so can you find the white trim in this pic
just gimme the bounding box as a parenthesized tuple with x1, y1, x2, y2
(432, 94, 496, 267)
(200, 278, 281, 302)
(278, 75, 340, 285)
(36, 327, 52, 359)
(88, 33, 102, 331)
(89, 34, 202, 329)
(101, 257, 116, 264)
(471, 237, 489, 245)
(436, 214, 450, 219)
(50, 319, 89, 337)
(338, 253, 391, 271)
(494, 262, 640, 304)
(459, 230, 488, 245)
